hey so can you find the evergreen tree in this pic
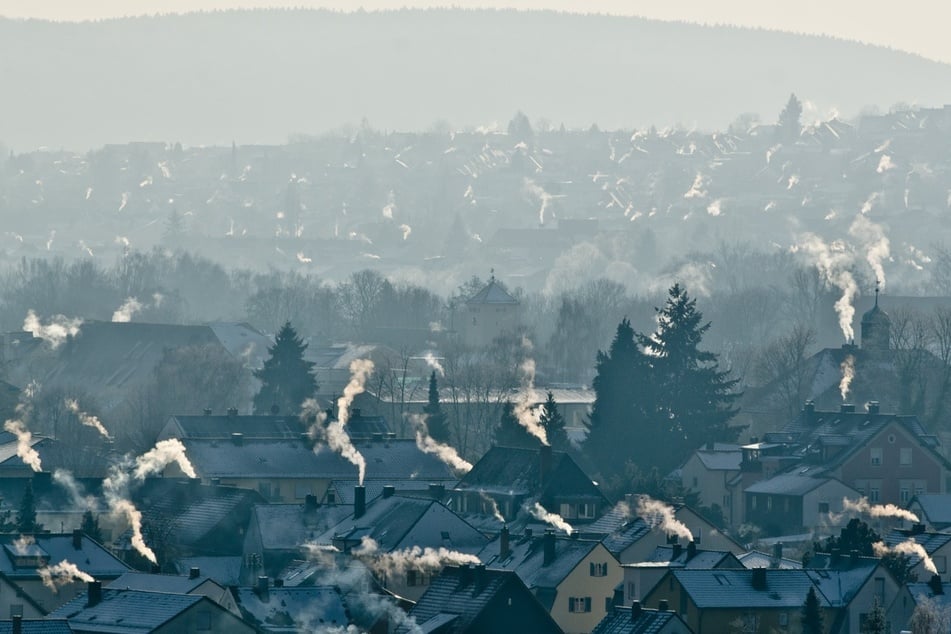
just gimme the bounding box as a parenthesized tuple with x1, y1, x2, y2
(814, 518, 880, 556)
(639, 284, 741, 463)
(253, 322, 318, 415)
(17, 480, 38, 534)
(801, 586, 824, 634)
(779, 93, 803, 141)
(494, 402, 538, 449)
(861, 597, 887, 634)
(423, 371, 450, 443)
(539, 391, 570, 452)
(80, 510, 103, 543)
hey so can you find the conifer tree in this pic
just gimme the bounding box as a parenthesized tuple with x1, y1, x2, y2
(539, 391, 569, 452)
(253, 322, 317, 415)
(423, 371, 450, 443)
(17, 480, 38, 534)
(860, 597, 887, 634)
(779, 93, 803, 141)
(80, 510, 103, 543)
(801, 586, 824, 634)
(494, 402, 537, 449)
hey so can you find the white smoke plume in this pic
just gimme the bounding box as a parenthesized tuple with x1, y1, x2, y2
(528, 502, 574, 535)
(296, 252, 312, 264)
(636, 496, 694, 542)
(325, 359, 373, 484)
(111, 297, 143, 323)
(53, 469, 97, 511)
(684, 173, 707, 199)
(706, 199, 723, 216)
(102, 463, 156, 564)
(399, 224, 412, 240)
(787, 174, 800, 190)
(480, 493, 506, 523)
(23, 310, 82, 349)
(355, 536, 480, 578)
(12, 535, 34, 555)
(523, 178, 553, 224)
(874, 540, 936, 574)
(840, 354, 855, 401)
(422, 352, 444, 377)
(38, 561, 94, 592)
(4, 419, 42, 472)
(411, 414, 472, 473)
(842, 497, 919, 523)
(849, 214, 891, 290)
(877, 155, 895, 174)
(513, 354, 549, 446)
(861, 192, 881, 215)
(64, 399, 110, 439)
(132, 439, 196, 480)
(791, 235, 858, 341)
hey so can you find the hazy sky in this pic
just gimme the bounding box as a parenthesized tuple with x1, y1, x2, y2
(4, 1, 949, 64)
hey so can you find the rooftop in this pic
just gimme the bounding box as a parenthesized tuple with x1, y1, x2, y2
(49, 588, 206, 632)
(670, 569, 829, 609)
(592, 605, 683, 634)
(233, 585, 348, 633)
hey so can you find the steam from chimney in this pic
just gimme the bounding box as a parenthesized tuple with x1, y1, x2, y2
(684, 173, 707, 199)
(399, 224, 412, 240)
(528, 502, 574, 535)
(791, 235, 858, 341)
(38, 561, 94, 592)
(636, 496, 694, 543)
(842, 497, 919, 523)
(111, 297, 143, 323)
(523, 178, 553, 224)
(422, 352, 444, 377)
(12, 535, 34, 556)
(876, 155, 895, 174)
(874, 540, 936, 574)
(849, 215, 890, 291)
(102, 463, 156, 564)
(4, 418, 42, 472)
(132, 439, 196, 480)
(480, 493, 506, 523)
(23, 310, 82, 349)
(324, 359, 373, 485)
(411, 414, 472, 473)
(354, 536, 480, 577)
(840, 355, 855, 401)
(513, 348, 549, 446)
(53, 469, 96, 511)
(64, 399, 111, 439)
(861, 192, 881, 215)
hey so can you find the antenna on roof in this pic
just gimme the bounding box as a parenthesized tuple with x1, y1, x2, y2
(874, 280, 880, 308)
(489, 268, 495, 283)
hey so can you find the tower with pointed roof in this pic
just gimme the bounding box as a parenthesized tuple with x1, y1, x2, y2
(861, 284, 890, 353)
(463, 272, 520, 347)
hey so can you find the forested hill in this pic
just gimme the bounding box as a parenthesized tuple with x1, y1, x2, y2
(3, 9, 951, 150)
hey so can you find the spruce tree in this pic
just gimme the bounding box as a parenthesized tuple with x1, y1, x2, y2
(80, 510, 103, 543)
(494, 402, 537, 449)
(253, 322, 318, 415)
(860, 597, 887, 634)
(779, 93, 803, 141)
(17, 480, 38, 534)
(422, 371, 451, 443)
(539, 391, 569, 452)
(801, 586, 824, 634)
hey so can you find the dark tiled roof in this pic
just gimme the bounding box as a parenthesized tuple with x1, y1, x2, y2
(107, 572, 217, 595)
(744, 473, 833, 496)
(592, 606, 682, 634)
(911, 494, 951, 526)
(49, 588, 205, 631)
(0, 534, 129, 581)
(670, 569, 828, 609)
(233, 586, 348, 632)
(466, 279, 518, 305)
(250, 503, 353, 551)
(175, 557, 243, 587)
(884, 528, 951, 567)
(600, 519, 652, 557)
(695, 449, 742, 471)
(0, 621, 73, 634)
(165, 414, 306, 440)
(738, 551, 803, 570)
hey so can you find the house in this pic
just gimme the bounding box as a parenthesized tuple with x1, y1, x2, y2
(174, 557, 243, 588)
(621, 543, 744, 604)
(737, 544, 803, 570)
(907, 494, 951, 531)
(107, 570, 239, 615)
(0, 532, 130, 614)
(160, 409, 391, 443)
(884, 525, 951, 581)
(591, 602, 692, 634)
(312, 487, 489, 601)
(479, 529, 621, 634)
(899, 578, 951, 632)
(48, 582, 256, 633)
(678, 443, 741, 525)
(462, 275, 520, 347)
(743, 471, 859, 535)
(0, 619, 73, 634)
(174, 436, 457, 504)
(401, 564, 562, 634)
(232, 580, 351, 633)
(450, 445, 609, 531)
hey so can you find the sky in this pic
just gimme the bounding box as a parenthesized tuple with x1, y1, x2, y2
(3, 1, 951, 64)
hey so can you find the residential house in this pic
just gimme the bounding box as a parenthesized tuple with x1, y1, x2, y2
(159, 408, 391, 443)
(884, 525, 951, 581)
(0, 532, 130, 614)
(479, 528, 621, 634)
(0, 619, 72, 634)
(744, 471, 859, 536)
(107, 570, 239, 615)
(621, 543, 744, 604)
(907, 494, 951, 531)
(312, 487, 489, 601)
(450, 445, 609, 533)
(174, 557, 243, 588)
(899, 578, 951, 632)
(49, 582, 256, 633)
(591, 602, 692, 634)
(679, 443, 741, 525)
(737, 544, 804, 570)
(232, 580, 352, 633)
(401, 564, 562, 634)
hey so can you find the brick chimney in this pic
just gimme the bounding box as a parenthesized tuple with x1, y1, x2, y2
(189, 567, 201, 580)
(256, 576, 269, 601)
(72, 528, 83, 550)
(231, 432, 244, 446)
(867, 401, 881, 415)
(382, 485, 395, 499)
(752, 568, 767, 590)
(87, 580, 102, 607)
(930, 574, 944, 595)
(687, 540, 697, 560)
(543, 529, 556, 566)
(630, 600, 642, 620)
(11, 615, 21, 634)
(354, 485, 366, 519)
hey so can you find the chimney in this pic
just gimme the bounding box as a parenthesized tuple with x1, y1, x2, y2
(930, 574, 944, 595)
(189, 566, 201, 579)
(751, 568, 767, 590)
(840, 404, 856, 414)
(539, 444, 553, 489)
(428, 483, 446, 500)
(687, 540, 697, 560)
(459, 563, 474, 585)
(500, 525, 510, 559)
(772, 542, 783, 562)
(353, 485, 366, 519)
(630, 600, 642, 620)
(300, 432, 312, 448)
(382, 485, 395, 499)
(87, 580, 102, 607)
(658, 599, 669, 612)
(850, 549, 860, 564)
(256, 576, 269, 600)
(804, 400, 815, 414)
(231, 432, 244, 446)
(912, 523, 927, 535)
(671, 543, 683, 560)
(227, 407, 238, 417)
(211, 478, 221, 488)
(867, 401, 881, 415)
(72, 528, 83, 550)
(203, 408, 212, 416)
(371, 432, 383, 443)
(274, 578, 284, 588)
(543, 529, 556, 566)
(11, 615, 21, 634)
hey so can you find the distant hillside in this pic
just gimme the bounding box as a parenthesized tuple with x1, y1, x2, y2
(3, 9, 951, 150)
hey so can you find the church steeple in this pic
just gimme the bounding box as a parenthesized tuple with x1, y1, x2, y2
(861, 282, 890, 353)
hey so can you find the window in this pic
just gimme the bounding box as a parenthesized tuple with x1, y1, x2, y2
(626, 582, 636, 601)
(875, 577, 885, 603)
(779, 612, 789, 627)
(766, 496, 773, 511)
(458, 494, 468, 513)
(869, 486, 880, 502)
(579, 503, 596, 519)
(590, 562, 608, 577)
(326, 490, 336, 505)
(560, 503, 575, 519)
(568, 597, 591, 613)
(901, 487, 910, 503)
(693, 530, 702, 544)
(751, 496, 757, 510)
(901, 448, 913, 466)
(871, 448, 883, 466)
(818, 502, 830, 514)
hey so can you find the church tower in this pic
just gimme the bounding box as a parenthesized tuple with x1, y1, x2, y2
(860, 285, 890, 353)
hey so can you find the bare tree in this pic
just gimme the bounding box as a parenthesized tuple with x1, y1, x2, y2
(752, 324, 817, 417)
